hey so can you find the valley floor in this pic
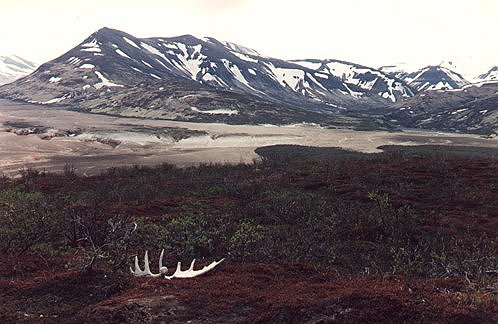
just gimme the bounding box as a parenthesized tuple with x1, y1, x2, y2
(1, 99, 497, 176)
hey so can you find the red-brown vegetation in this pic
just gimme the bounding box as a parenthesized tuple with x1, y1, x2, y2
(0, 145, 497, 322)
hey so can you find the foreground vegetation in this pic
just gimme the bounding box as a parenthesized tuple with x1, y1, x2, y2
(1, 145, 497, 321)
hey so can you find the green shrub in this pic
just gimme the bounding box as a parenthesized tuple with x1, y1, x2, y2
(367, 190, 418, 241)
(162, 208, 228, 260)
(229, 221, 266, 261)
(247, 189, 322, 225)
(0, 189, 58, 256)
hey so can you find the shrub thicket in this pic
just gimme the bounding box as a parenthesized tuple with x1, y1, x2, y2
(0, 146, 495, 290)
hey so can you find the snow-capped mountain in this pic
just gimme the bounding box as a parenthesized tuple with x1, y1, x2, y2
(476, 66, 498, 83)
(0, 27, 413, 111)
(405, 66, 469, 91)
(0, 55, 37, 85)
(380, 65, 469, 92)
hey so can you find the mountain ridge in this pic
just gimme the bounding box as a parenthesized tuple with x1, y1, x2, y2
(0, 27, 414, 112)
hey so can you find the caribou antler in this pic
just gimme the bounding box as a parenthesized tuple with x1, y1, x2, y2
(130, 250, 166, 277)
(164, 257, 225, 280)
(130, 249, 224, 279)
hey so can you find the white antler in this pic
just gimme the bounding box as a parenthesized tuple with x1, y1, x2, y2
(164, 258, 225, 280)
(130, 250, 167, 277)
(130, 249, 224, 279)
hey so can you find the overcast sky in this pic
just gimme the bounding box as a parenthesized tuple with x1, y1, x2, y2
(0, 0, 496, 76)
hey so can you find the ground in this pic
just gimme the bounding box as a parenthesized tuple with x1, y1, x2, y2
(0, 145, 497, 322)
(1, 262, 496, 323)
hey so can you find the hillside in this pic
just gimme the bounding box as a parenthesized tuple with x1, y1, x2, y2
(76, 78, 356, 126)
(0, 145, 497, 322)
(388, 82, 498, 135)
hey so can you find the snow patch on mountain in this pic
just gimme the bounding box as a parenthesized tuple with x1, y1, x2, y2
(94, 71, 123, 89)
(140, 42, 170, 63)
(123, 37, 141, 49)
(79, 64, 95, 69)
(81, 39, 98, 48)
(81, 47, 101, 53)
(67, 57, 83, 65)
(191, 106, 238, 115)
(115, 49, 131, 59)
(43, 95, 68, 104)
(223, 41, 259, 56)
(266, 63, 305, 91)
(49, 77, 61, 83)
(231, 51, 258, 63)
(160, 42, 206, 80)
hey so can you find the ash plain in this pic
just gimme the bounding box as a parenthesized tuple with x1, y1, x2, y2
(0, 99, 496, 176)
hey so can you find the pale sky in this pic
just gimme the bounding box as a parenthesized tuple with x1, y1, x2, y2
(0, 0, 496, 77)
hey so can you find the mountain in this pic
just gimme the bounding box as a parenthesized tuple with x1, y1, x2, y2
(476, 66, 498, 83)
(380, 65, 469, 92)
(0, 55, 37, 85)
(0, 27, 413, 113)
(387, 82, 498, 135)
(405, 66, 469, 91)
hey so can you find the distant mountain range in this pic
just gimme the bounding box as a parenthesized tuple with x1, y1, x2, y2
(0, 27, 496, 134)
(0, 55, 37, 85)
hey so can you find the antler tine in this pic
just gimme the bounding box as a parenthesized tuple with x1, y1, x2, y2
(175, 261, 182, 274)
(159, 249, 168, 274)
(159, 249, 164, 268)
(164, 261, 182, 280)
(130, 255, 142, 274)
(143, 251, 153, 275)
(188, 259, 196, 271)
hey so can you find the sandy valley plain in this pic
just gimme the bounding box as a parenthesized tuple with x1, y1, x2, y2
(0, 99, 496, 176)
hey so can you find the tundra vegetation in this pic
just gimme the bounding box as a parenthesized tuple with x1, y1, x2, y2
(0, 145, 497, 322)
